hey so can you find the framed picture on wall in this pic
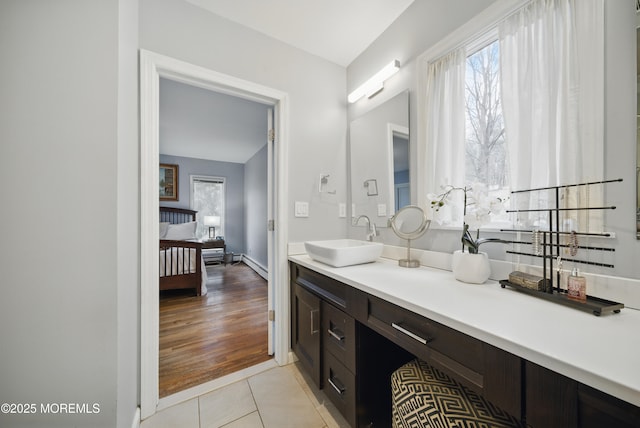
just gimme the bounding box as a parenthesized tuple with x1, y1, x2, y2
(160, 163, 178, 201)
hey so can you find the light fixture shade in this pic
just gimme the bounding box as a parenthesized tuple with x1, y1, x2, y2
(203, 215, 221, 227)
(348, 60, 400, 103)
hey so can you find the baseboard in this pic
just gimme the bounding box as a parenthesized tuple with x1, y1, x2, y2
(242, 255, 268, 280)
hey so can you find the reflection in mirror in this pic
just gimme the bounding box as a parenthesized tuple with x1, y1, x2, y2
(350, 91, 409, 228)
(390, 205, 430, 268)
(391, 125, 410, 211)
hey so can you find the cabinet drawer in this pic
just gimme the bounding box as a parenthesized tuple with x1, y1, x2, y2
(291, 263, 356, 314)
(323, 302, 356, 373)
(323, 349, 356, 428)
(361, 293, 484, 392)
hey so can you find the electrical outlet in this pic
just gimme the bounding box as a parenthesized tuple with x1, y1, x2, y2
(377, 204, 387, 217)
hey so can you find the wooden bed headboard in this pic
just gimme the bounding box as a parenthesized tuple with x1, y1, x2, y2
(160, 206, 197, 224)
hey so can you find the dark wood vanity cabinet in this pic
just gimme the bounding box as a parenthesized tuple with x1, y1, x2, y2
(290, 262, 640, 428)
(291, 280, 321, 387)
(290, 263, 412, 427)
(356, 290, 523, 420)
(525, 361, 640, 428)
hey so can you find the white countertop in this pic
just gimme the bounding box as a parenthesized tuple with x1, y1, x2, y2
(289, 254, 640, 407)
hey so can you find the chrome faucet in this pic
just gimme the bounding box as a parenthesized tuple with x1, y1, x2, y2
(353, 215, 379, 241)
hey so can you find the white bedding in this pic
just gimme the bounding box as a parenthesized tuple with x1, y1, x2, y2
(160, 247, 208, 295)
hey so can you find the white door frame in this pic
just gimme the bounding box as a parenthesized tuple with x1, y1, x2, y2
(267, 108, 275, 355)
(140, 49, 290, 419)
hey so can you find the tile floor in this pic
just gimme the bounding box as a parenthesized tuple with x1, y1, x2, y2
(141, 362, 350, 428)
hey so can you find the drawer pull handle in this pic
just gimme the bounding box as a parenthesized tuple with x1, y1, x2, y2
(310, 309, 320, 335)
(392, 322, 431, 345)
(327, 328, 345, 342)
(328, 377, 345, 395)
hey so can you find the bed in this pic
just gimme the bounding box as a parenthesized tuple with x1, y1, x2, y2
(159, 207, 207, 296)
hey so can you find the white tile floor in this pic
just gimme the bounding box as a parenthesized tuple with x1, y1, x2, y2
(141, 362, 350, 428)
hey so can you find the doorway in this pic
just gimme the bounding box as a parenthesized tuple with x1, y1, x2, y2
(140, 50, 290, 419)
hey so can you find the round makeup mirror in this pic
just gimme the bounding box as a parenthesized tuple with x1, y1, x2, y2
(389, 205, 430, 268)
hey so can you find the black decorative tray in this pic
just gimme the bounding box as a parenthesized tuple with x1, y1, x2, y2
(499, 280, 624, 316)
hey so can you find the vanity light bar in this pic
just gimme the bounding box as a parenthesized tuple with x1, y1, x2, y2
(347, 60, 400, 103)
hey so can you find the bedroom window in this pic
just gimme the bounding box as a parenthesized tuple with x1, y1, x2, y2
(191, 175, 225, 241)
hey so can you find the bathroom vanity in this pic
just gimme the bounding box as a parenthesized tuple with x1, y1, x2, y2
(289, 256, 640, 428)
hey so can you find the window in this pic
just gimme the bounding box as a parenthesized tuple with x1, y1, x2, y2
(423, 37, 510, 229)
(464, 39, 510, 227)
(190, 175, 225, 241)
(422, 0, 604, 232)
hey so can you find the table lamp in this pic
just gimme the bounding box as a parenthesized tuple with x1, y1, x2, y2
(203, 215, 220, 240)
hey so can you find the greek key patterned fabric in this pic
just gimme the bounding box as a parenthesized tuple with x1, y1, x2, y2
(391, 359, 522, 428)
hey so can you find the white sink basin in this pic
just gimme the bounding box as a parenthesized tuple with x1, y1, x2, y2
(304, 239, 383, 267)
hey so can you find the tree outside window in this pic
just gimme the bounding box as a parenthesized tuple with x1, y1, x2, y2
(464, 40, 510, 226)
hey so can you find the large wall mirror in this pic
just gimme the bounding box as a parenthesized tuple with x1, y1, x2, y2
(350, 90, 409, 227)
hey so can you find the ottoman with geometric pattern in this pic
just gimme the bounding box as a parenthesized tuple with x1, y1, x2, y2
(391, 359, 523, 428)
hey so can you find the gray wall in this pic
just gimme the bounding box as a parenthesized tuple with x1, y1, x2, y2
(347, 0, 640, 280)
(117, 0, 141, 426)
(245, 145, 269, 268)
(141, 0, 349, 242)
(0, 1, 139, 427)
(160, 154, 246, 255)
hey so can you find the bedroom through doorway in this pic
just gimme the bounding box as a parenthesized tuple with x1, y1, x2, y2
(140, 49, 290, 419)
(157, 78, 273, 397)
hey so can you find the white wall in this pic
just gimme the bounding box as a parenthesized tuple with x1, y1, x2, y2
(347, 0, 640, 280)
(0, 1, 134, 427)
(245, 145, 269, 268)
(140, 0, 349, 242)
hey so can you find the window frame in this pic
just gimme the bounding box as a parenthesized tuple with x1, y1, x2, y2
(416, 0, 530, 231)
(190, 174, 226, 241)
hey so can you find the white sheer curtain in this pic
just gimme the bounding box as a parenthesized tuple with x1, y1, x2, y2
(499, 0, 605, 231)
(424, 48, 467, 225)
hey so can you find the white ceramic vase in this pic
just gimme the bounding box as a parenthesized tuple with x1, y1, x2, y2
(451, 250, 491, 284)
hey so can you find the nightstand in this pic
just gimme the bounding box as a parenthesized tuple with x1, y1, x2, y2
(202, 239, 226, 265)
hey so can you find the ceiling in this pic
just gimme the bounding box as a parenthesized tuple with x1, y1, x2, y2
(160, 78, 271, 163)
(184, 0, 415, 67)
(161, 1, 416, 163)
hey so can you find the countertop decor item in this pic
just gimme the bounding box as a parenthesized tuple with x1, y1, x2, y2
(428, 184, 506, 283)
(389, 205, 430, 268)
(428, 184, 506, 254)
(451, 250, 491, 284)
(499, 178, 624, 316)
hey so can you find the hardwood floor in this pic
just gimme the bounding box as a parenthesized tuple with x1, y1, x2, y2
(159, 262, 270, 398)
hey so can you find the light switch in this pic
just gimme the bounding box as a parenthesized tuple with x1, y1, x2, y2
(377, 203, 387, 217)
(294, 201, 309, 217)
(339, 203, 346, 218)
